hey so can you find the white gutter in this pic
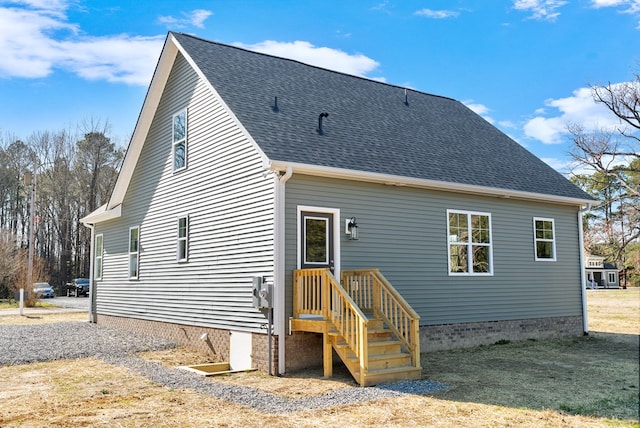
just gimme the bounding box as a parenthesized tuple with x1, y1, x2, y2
(268, 161, 595, 207)
(274, 166, 292, 375)
(578, 203, 592, 335)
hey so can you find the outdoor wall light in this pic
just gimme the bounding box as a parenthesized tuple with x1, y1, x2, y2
(346, 217, 359, 240)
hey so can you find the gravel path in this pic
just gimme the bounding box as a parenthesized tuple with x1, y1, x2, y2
(0, 322, 448, 413)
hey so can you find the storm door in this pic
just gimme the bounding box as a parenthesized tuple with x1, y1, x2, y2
(300, 211, 334, 273)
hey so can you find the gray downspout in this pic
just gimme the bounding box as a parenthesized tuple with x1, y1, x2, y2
(578, 204, 592, 335)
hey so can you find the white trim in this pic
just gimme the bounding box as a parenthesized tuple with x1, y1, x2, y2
(176, 215, 189, 262)
(296, 205, 341, 278)
(269, 161, 595, 207)
(533, 217, 557, 262)
(94, 233, 104, 280)
(172, 108, 188, 172)
(80, 203, 122, 225)
(128, 225, 140, 280)
(446, 209, 494, 276)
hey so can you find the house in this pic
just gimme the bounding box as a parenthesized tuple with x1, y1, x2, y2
(82, 32, 595, 385)
(585, 255, 619, 289)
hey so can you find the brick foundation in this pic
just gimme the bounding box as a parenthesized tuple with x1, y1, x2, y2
(97, 314, 584, 373)
(97, 314, 276, 372)
(420, 315, 584, 352)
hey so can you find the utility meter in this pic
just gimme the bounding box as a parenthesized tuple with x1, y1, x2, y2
(252, 276, 272, 309)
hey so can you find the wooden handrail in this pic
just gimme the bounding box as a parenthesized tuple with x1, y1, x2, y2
(294, 269, 369, 381)
(342, 269, 421, 368)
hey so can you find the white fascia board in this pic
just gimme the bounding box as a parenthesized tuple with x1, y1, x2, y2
(106, 35, 179, 210)
(80, 204, 122, 225)
(268, 160, 595, 207)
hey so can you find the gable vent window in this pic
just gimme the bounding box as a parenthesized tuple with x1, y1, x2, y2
(172, 109, 187, 171)
(447, 210, 493, 275)
(177, 216, 189, 262)
(534, 217, 556, 261)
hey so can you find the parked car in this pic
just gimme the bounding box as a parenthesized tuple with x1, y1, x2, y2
(33, 282, 55, 298)
(66, 278, 90, 297)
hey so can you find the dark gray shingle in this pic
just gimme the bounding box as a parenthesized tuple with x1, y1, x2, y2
(172, 32, 592, 201)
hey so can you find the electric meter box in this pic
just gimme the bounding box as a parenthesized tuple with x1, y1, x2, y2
(252, 276, 272, 309)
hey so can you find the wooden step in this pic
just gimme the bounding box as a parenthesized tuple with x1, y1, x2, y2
(361, 366, 423, 387)
(367, 340, 402, 355)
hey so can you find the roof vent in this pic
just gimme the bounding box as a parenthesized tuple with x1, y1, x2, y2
(404, 89, 409, 106)
(272, 96, 279, 112)
(317, 112, 329, 135)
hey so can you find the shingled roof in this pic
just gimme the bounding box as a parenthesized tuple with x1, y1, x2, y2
(171, 33, 592, 203)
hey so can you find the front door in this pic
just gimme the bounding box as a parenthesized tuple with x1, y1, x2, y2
(300, 211, 335, 273)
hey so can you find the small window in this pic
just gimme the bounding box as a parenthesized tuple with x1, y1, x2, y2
(608, 272, 616, 284)
(94, 234, 103, 280)
(129, 226, 140, 279)
(177, 216, 189, 262)
(534, 217, 556, 261)
(172, 109, 187, 171)
(447, 210, 493, 275)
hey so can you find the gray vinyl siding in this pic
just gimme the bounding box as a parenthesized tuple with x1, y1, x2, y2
(95, 53, 275, 332)
(285, 174, 583, 325)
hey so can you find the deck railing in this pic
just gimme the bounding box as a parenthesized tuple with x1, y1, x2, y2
(341, 269, 421, 367)
(293, 268, 369, 375)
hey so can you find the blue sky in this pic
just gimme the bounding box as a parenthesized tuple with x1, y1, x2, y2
(1, 0, 639, 174)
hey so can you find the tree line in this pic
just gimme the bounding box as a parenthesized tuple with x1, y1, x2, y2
(0, 122, 123, 297)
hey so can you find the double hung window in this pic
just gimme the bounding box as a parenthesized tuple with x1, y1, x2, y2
(177, 216, 189, 262)
(533, 217, 556, 261)
(94, 234, 103, 280)
(129, 226, 140, 279)
(447, 210, 493, 275)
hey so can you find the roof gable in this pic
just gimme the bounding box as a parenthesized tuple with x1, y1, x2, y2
(172, 32, 592, 203)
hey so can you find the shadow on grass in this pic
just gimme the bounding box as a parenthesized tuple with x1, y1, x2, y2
(423, 333, 639, 423)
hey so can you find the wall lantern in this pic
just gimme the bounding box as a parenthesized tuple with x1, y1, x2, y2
(346, 217, 359, 240)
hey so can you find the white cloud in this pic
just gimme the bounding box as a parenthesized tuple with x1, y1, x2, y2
(590, 0, 640, 28)
(513, 0, 567, 21)
(157, 9, 213, 29)
(234, 40, 380, 78)
(464, 101, 495, 124)
(0, 1, 164, 85)
(523, 86, 621, 144)
(414, 9, 460, 18)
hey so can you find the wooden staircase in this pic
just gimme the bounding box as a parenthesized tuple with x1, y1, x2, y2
(291, 268, 422, 386)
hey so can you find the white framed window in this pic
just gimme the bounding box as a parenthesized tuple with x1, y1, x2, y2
(129, 226, 140, 279)
(177, 216, 189, 262)
(608, 272, 616, 284)
(94, 234, 103, 280)
(172, 109, 187, 171)
(447, 210, 493, 275)
(533, 217, 556, 261)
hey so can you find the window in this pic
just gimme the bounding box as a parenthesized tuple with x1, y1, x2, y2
(447, 210, 493, 275)
(177, 216, 189, 262)
(129, 226, 140, 279)
(608, 272, 616, 284)
(172, 109, 187, 171)
(533, 217, 556, 261)
(94, 234, 103, 280)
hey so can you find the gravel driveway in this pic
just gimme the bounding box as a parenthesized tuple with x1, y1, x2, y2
(0, 322, 447, 413)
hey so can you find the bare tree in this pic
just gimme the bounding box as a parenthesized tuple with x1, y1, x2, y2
(569, 72, 640, 286)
